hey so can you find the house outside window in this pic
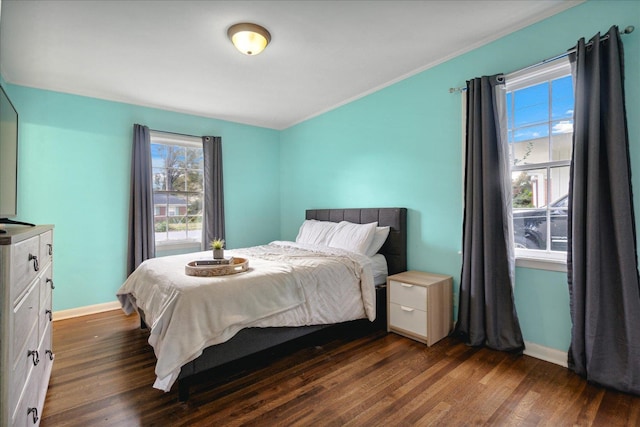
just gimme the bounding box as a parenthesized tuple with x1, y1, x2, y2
(150, 131, 204, 250)
(504, 58, 574, 262)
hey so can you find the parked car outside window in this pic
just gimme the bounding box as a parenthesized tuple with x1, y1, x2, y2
(513, 194, 568, 251)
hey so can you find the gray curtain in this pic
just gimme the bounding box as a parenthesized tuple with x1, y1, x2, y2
(567, 26, 640, 395)
(454, 75, 525, 352)
(202, 136, 225, 249)
(127, 124, 155, 275)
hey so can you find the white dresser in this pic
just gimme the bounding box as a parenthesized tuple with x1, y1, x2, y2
(387, 270, 453, 346)
(0, 225, 55, 426)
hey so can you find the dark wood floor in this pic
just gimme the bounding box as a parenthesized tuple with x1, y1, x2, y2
(41, 310, 639, 426)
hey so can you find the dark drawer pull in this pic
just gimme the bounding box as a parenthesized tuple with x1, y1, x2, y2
(47, 243, 53, 256)
(46, 278, 55, 289)
(46, 349, 55, 361)
(27, 349, 39, 366)
(46, 309, 53, 321)
(27, 407, 39, 424)
(29, 253, 39, 272)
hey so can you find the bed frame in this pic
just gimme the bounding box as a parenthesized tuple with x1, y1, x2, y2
(165, 207, 407, 401)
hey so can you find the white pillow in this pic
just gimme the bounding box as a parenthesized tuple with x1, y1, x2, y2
(327, 221, 378, 254)
(365, 226, 390, 257)
(295, 220, 338, 245)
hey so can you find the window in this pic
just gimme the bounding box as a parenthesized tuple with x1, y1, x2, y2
(150, 131, 204, 249)
(504, 58, 574, 261)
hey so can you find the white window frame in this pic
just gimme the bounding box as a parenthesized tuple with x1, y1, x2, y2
(504, 58, 572, 271)
(150, 131, 204, 251)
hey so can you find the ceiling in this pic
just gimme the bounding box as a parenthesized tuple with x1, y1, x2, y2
(0, 1, 581, 130)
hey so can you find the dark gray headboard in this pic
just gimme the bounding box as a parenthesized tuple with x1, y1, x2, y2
(305, 208, 407, 276)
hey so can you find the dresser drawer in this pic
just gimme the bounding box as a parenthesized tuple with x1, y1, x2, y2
(389, 280, 427, 311)
(10, 324, 38, 421)
(12, 236, 40, 303)
(39, 230, 53, 270)
(39, 274, 53, 343)
(13, 284, 40, 363)
(39, 263, 53, 329)
(39, 319, 53, 363)
(389, 302, 427, 338)
(12, 365, 40, 427)
(38, 322, 55, 414)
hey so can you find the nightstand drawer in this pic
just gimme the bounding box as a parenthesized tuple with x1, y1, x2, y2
(389, 280, 427, 311)
(389, 302, 427, 337)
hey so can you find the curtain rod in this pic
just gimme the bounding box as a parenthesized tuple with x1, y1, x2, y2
(149, 128, 201, 139)
(449, 25, 635, 94)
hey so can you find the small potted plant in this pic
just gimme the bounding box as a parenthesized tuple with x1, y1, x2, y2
(210, 238, 225, 259)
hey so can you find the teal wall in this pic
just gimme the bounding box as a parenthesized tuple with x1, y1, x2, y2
(514, 267, 571, 350)
(2, 85, 281, 311)
(280, 0, 640, 353)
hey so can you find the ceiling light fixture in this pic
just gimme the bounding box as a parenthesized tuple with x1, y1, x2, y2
(227, 23, 271, 56)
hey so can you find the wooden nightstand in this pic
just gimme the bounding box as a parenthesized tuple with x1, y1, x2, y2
(387, 270, 453, 346)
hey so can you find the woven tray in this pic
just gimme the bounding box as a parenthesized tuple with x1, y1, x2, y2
(185, 257, 249, 277)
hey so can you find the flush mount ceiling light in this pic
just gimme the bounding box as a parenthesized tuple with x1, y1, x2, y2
(227, 23, 271, 56)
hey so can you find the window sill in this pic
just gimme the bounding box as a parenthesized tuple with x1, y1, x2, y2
(515, 256, 567, 272)
(156, 240, 202, 251)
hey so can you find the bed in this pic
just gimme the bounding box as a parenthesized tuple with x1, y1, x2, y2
(117, 207, 407, 401)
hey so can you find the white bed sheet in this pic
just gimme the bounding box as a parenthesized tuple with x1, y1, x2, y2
(117, 241, 375, 391)
(370, 253, 388, 285)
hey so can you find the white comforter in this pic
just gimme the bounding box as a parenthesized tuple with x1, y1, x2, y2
(116, 241, 376, 391)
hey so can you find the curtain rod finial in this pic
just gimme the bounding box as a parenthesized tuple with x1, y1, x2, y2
(623, 25, 634, 34)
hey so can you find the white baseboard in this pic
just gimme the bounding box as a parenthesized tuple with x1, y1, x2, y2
(53, 301, 121, 321)
(523, 341, 568, 368)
